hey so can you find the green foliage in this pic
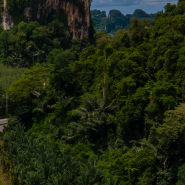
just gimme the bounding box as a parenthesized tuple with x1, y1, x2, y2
(47, 49, 75, 93)
(0, 19, 70, 67)
(94, 32, 112, 50)
(98, 149, 157, 184)
(0, 62, 27, 91)
(177, 164, 185, 185)
(0, 62, 27, 118)
(6, 0, 38, 24)
(7, 66, 48, 101)
(3, 1, 185, 184)
(112, 29, 130, 49)
(157, 103, 185, 155)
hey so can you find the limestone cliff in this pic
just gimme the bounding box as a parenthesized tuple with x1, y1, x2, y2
(1, 0, 91, 40)
(2, 0, 14, 30)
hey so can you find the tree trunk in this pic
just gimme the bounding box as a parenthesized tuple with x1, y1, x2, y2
(103, 73, 106, 98)
(103, 55, 107, 98)
(6, 92, 8, 117)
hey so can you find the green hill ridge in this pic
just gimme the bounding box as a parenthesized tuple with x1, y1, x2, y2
(91, 9, 156, 34)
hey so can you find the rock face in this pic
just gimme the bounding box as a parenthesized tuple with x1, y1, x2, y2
(1, 0, 91, 40)
(2, 0, 14, 30)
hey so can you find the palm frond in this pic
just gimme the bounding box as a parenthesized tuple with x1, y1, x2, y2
(47, 104, 56, 109)
(31, 90, 41, 97)
(130, 138, 158, 156)
(32, 108, 45, 114)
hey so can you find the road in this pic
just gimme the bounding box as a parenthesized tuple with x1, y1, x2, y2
(0, 119, 8, 132)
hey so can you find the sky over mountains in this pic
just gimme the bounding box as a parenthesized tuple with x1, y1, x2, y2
(91, 0, 178, 15)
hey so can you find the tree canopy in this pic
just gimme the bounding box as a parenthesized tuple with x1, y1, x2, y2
(1, 1, 185, 184)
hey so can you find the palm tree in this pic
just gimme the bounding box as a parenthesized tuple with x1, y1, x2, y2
(104, 175, 119, 185)
(77, 162, 104, 185)
(24, 171, 44, 185)
(32, 98, 49, 117)
(130, 138, 158, 156)
(66, 98, 116, 146)
(48, 96, 73, 127)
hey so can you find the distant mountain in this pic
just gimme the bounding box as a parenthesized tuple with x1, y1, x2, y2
(91, 9, 156, 34)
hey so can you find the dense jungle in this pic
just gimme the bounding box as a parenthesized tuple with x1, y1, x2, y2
(1, 0, 185, 184)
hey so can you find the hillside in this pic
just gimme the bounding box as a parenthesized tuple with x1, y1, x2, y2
(91, 9, 156, 33)
(1, 0, 92, 40)
(1, 1, 185, 185)
(0, 0, 95, 69)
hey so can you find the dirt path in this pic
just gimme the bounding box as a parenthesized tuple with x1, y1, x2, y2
(0, 166, 6, 185)
(0, 163, 10, 185)
(0, 120, 8, 124)
(0, 119, 10, 185)
(0, 145, 10, 185)
(0, 119, 8, 132)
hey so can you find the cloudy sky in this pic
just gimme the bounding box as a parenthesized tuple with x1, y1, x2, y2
(91, 0, 178, 15)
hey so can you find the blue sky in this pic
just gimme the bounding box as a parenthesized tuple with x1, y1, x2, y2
(91, 0, 178, 15)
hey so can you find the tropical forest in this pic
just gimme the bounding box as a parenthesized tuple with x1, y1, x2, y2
(0, 0, 185, 185)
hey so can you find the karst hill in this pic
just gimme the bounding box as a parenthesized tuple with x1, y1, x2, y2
(0, 0, 91, 40)
(91, 9, 156, 34)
